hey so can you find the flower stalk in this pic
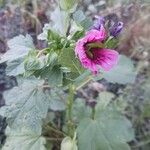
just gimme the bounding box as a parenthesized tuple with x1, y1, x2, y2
(67, 84, 75, 137)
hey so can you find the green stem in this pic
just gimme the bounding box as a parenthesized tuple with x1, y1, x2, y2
(66, 12, 72, 37)
(67, 84, 75, 137)
(76, 76, 93, 91)
(36, 48, 49, 58)
(44, 125, 67, 136)
(105, 36, 113, 48)
(91, 107, 96, 120)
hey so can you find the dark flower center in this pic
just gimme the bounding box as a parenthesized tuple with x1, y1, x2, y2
(85, 42, 104, 59)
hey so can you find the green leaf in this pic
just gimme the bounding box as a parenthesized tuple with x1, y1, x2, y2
(0, 35, 34, 63)
(102, 55, 136, 84)
(69, 20, 85, 41)
(73, 98, 91, 123)
(113, 95, 128, 112)
(47, 29, 61, 42)
(47, 30, 63, 50)
(77, 105, 134, 150)
(60, 0, 78, 13)
(37, 65, 63, 86)
(6, 58, 25, 76)
(60, 48, 84, 74)
(32, 52, 63, 87)
(96, 91, 115, 110)
(71, 30, 85, 41)
(48, 65, 63, 86)
(73, 10, 86, 23)
(38, 7, 69, 37)
(0, 78, 50, 134)
(33, 51, 58, 77)
(74, 70, 91, 85)
(48, 88, 67, 111)
(51, 7, 70, 36)
(24, 51, 52, 77)
(24, 50, 45, 72)
(73, 10, 93, 30)
(80, 18, 93, 30)
(24, 55, 40, 71)
(47, 51, 58, 65)
(2, 128, 46, 150)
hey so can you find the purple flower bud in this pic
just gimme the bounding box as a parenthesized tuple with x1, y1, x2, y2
(110, 22, 123, 37)
(92, 16, 105, 30)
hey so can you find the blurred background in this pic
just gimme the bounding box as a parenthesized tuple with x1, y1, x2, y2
(0, 0, 150, 149)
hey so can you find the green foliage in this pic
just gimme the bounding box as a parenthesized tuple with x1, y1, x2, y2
(48, 88, 67, 111)
(73, 10, 86, 23)
(50, 7, 69, 36)
(0, 2, 137, 149)
(69, 21, 85, 41)
(73, 98, 92, 123)
(96, 91, 115, 110)
(73, 10, 93, 30)
(102, 55, 137, 84)
(105, 37, 119, 49)
(0, 77, 67, 149)
(34, 65, 63, 87)
(24, 50, 44, 72)
(80, 18, 93, 30)
(6, 58, 25, 76)
(0, 78, 50, 134)
(0, 35, 34, 64)
(59, 47, 84, 74)
(59, 0, 78, 13)
(47, 65, 63, 86)
(38, 7, 70, 38)
(0, 34, 36, 77)
(77, 101, 134, 150)
(2, 128, 46, 150)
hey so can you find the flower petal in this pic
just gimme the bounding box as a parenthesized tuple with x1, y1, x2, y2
(86, 26, 106, 41)
(92, 16, 105, 30)
(93, 49, 119, 71)
(75, 25, 118, 75)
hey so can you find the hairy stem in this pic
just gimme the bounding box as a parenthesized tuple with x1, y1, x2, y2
(67, 84, 75, 137)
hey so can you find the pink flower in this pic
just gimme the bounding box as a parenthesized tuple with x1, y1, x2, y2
(75, 26, 119, 74)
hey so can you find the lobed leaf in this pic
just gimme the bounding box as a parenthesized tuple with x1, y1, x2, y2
(77, 101, 134, 150)
(73, 98, 91, 123)
(6, 58, 25, 76)
(0, 78, 50, 134)
(2, 127, 46, 150)
(0, 35, 34, 64)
